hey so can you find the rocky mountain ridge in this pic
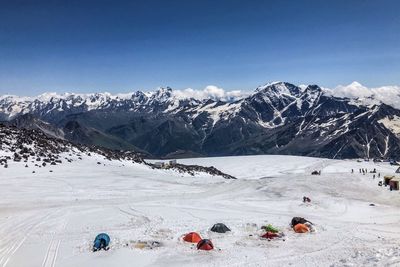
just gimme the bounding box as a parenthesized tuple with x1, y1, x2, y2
(1, 82, 400, 159)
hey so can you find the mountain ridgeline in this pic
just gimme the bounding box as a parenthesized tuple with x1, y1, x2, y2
(1, 82, 400, 159)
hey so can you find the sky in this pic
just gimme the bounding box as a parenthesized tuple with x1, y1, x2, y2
(0, 0, 399, 95)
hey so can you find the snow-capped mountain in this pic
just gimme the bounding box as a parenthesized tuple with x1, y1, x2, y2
(1, 82, 400, 159)
(0, 87, 203, 121)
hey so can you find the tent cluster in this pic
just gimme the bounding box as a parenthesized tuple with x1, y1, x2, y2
(183, 232, 214, 250)
(260, 218, 313, 240)
(92, 223, 231, 253)
(182, 223, 231, 251)
(93, 219, 314, 253)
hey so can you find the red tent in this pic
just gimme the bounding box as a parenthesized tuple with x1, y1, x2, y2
(197, 239, 214, 251)
(183, 232, 202, 243)
(261, 231, 279, 239)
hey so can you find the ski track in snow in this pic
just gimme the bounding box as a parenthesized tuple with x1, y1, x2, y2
(42, 212, 69, 267)
(0, 210, 58, 267)
(1, 153, 400, 266)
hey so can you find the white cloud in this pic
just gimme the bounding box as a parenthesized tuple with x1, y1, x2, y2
(324, 81, 400, 109)
(333, 82, 373, 98)
(204, 85, 225, 99)
(172, 85, 249, 102)
(171, 82, 400, 107)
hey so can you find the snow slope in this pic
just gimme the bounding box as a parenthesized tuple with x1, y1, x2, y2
(1, 155, 400, 267)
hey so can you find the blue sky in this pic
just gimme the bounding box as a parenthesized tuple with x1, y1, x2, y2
(0, 0, 399, 95)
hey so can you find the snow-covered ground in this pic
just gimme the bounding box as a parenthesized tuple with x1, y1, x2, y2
(1, 154, 400, 267)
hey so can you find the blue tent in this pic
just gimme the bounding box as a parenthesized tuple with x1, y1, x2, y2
(93, 233, 110, 251)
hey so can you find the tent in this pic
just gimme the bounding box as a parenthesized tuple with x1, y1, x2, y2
(93, 233, 110, 252)
(291, 217, 312, 227)
(183, 232, 202, 243)
(384, 175, 395, 186)
(389, 178, 400, 190)
(261, 231, 279, 239)
(261, 224, 279, 233)
(197, 239, 214, 250)
(210, 223, 231, 233)
(294, 224, 309, 233)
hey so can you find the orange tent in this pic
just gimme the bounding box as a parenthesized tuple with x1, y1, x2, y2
(197, 239, 214, 251)
(183, 232, 202, 243)
(294, 223, 309, 233)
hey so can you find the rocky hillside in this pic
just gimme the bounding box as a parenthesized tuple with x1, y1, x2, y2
(0, 124, 235, 179)
(1, 82, 400, 159)
(0, 123, 145, 168)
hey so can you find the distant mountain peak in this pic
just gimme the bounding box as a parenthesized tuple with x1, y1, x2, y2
(2, 81, 400, 160)
(256, 82, 300, 94)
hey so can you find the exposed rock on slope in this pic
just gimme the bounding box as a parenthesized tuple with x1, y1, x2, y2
(0, 124, 235, 179)
(148, 162, 236, 180)
(0, 124, 144, 166)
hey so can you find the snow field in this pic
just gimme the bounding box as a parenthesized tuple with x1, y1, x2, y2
(1, 154, 400, 266)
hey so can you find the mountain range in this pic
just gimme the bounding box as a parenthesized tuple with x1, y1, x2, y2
(1, 82, 400, 159)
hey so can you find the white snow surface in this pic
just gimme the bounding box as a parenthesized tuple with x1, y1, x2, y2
(1, 154, 400, 266)
(379, 115, 400, 136)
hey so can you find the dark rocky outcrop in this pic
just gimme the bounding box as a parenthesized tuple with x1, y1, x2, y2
(148, 162, 236, 180)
